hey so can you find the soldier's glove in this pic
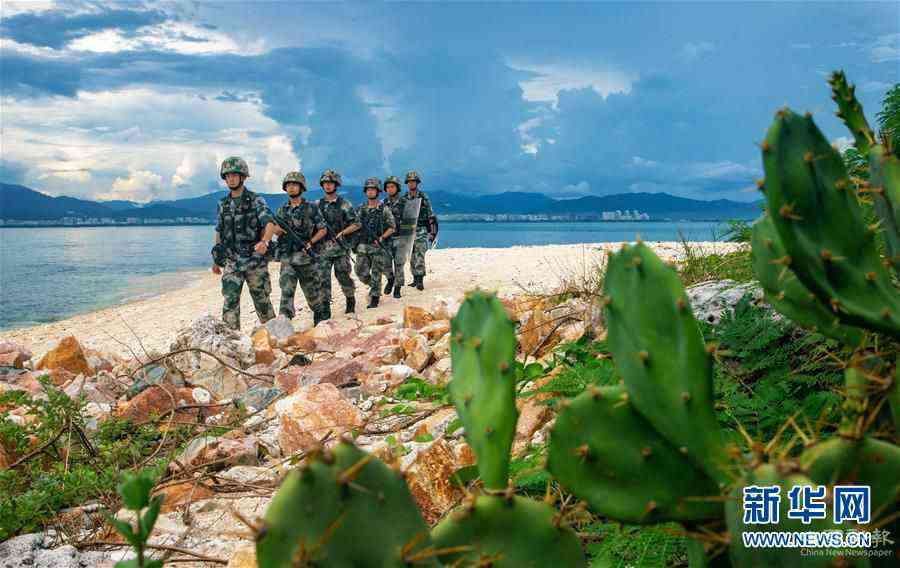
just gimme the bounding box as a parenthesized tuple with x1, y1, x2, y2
(211, 243, 227, 267)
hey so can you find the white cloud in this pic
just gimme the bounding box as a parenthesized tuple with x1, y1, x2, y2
(872, 33, 900, 63)
(260, 135, 301, 192)
(509, 60, 634, 107)
(631, 156, 658, 168)
(833, 136, 854, 153)
(68, 21, 265, 55)
(99, 170, 164, 202)
(1, 1, 56, 17)
(681, 41, 716, 61)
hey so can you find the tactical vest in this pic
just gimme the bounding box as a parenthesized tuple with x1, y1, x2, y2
(276, 201, 316, 256)
(385, 196, 405, 236)
(408, 191, 430, 227)
(219, 189, 262, 255)
(318, 196, 350, 234)
(359, 204, 386, 244)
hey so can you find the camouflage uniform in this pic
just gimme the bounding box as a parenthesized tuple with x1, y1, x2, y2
(275, 199, 326, 319)
(215, 188, 276, 330)
(355, 197, 396, 300)
(317, 195, 358, 304)
(383, 183, 410, 288)
(405, 188, 435, 277)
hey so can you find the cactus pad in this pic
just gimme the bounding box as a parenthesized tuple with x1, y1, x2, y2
(548, 384, 722, 523)
(430, 494, 586, 567)
(256, 441, 435, 567)
(760, 109, 900, 336)
(868, 144, 900, 273)
(449, 290, 519, 489)
(828, 71, 876, 155)
(603, 243, 728, 484)
(751, 215, 863, 346)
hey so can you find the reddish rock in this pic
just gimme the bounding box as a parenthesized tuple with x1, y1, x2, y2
(154, 481, 215, 513)
(403, 306, 434, 330)
(273, 383, 364, 455)
(175, 435, 259, 469)
(84, 349, 122, 373)
(0, 351, 28, 369)
(402, 334, 432, 372)
(252, 329, 276, 365)
(404, 439, 466, 524)
(282, 329, 317, 351)
(302, 357, 370, 387)
(226, 543, 258, 568)
(116, 384, 200, 423)
(372, 344, 405, 366)
(420, 320, 451, 342)
(517, 300, 561, 357)
(513, 399, 553, 455)
(36, 336, 93, 376)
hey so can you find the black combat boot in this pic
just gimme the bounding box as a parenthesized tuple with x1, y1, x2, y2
(415, 275, 424, 291)
(393, 285, 401, 299)
(383, 277, 394, 295)
(345, 296, 355, 314)
(367, 296, 379, 309)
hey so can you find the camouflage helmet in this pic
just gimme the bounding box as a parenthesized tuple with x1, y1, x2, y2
(220, 156, 250, 179)
(384, 175, 402, 191)
(404, 170, 421, 184)
(319, 169, 342, 187)
(282, 171, 307, 191)
(363, 177, 382, 193)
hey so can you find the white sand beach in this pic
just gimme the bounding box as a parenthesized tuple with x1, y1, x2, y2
(0, 241, 742, 358)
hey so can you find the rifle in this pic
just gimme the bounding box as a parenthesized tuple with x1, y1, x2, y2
(321, 217, 356, 265)
(273, 212, 317, 259)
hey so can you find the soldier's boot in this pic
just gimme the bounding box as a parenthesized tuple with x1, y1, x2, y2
(367, 296, 380, 309)
(393, 285, 402, 299)
(383, 277, 394, 295)
(345, 296, 356, 314)
(415, 275, 424, 291)
(407, 278, 417, 288)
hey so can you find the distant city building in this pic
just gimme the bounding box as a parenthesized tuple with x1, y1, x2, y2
(601, 209, 650, 221)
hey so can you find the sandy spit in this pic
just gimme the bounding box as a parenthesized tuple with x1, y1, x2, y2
(0, 241, 742, 359)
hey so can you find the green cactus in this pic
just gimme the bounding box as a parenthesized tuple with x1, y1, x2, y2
(602, 243, 730, 485)
(751, 215, 864, 346)
(760, 108, 900, 337)
(829, 70, 877, 156)
(256, 441, 436, 567)
(448, 290, 519, 490)
(430, 494, 587, 567)
(548, 384, 722, 523)
(868, 144, 900, 272)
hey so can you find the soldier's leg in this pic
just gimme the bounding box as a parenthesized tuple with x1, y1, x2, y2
(318, 256, 334, 305)
(392, 239, 408, 287)
(221, 266, 245, 330)
(296, 262, 324, 313)
(410, 229, 428, 276)
(354, 252, 372, 288)
(334, 254, 355, 299)
(246, 264, 275, 324)
(383, 242, 395, 282)
(278, 262, 299, 319)
(369, 250, 388, 298)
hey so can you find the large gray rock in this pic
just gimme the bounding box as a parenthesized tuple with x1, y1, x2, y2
(169, 315, 255, 372)
(264, 315, 296, 342)
(686, 280, 764, 325)
(0, 533, 117, 567)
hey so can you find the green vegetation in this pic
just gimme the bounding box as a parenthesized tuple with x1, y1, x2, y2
(108, 469, 164, 568)
(0, 379, 194, 541)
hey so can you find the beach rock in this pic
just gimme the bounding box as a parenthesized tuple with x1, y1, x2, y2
(226, 542, 258, 568)
(191, 364, 248, 400)
(420, 320, 450, 341)
(274, 365, 319, 393)
(282, 329, 317, 352)
(63, 375, 115, 405)
(517, 299, 560, 357)
(513, 399, 553, 455)
(217, 465, 277, 485)
(423, 356, 452, 385)
(300, 356, 370, 387)
(115, 384, 199, 423)
(236, 385, 284, 411)
(35, 336, 93, 377)
(404, 438, 468, 524)
(0, 371, 44, 395)
(309, 319, 361, 351)
(192, 387, 212, 404)
(175, 435, 259, 470)
(686, 280, 764, 325)
(251, 328, 276, 365)
(0, 533, 113, 568)
(402, 334, 432, 372)
(0, 445, 9, 469)
(390, 364, 415, 383)
(431, 333, 451, 360)
(84, 349, 121, 374)
(0, 340, 32, 358)
(127, 363, 172, 399)
(430, 296, 461, 321)
(273, 383, 364, 455)
(403, 306, 434, 330)
(372, 344, 405, 365)
(170, 315, 255, 371)
(155, 480, 216, 513)
(0, 351, 29, 369)
(264, 315, 295, 341)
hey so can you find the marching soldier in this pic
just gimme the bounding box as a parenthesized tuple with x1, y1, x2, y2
(382, 175, 408, 298)
(355, 178, 395, 309)
(404, 170, 437, 290)
(211, 156, 277, 330)
(316, 169, 360, 316)
(272, 171, 329, 325)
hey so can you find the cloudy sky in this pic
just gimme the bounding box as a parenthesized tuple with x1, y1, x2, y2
(2, 1, 897, 203)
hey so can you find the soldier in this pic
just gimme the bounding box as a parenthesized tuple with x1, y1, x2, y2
(211, 156, 277, 330)
(355, 178, 395, 309)
(382, 175, 408, 298)
(272, 171, 329, 325)
(316, 169, 361, 315)
(404, 170, 438, 290)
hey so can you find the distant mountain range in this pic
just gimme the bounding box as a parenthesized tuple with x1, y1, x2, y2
(0, 183, 762, 223)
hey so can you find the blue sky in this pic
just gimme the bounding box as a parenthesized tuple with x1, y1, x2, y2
(2, 1, 897, 203)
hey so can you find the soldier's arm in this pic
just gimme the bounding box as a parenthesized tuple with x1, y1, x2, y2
(340, 204, 361, 236)
(381, 208, 395, 240)
(310, 209, 327, 245)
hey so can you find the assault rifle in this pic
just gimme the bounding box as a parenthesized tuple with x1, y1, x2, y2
(321, 217, 356, 265)
(273, 212, 317, 259)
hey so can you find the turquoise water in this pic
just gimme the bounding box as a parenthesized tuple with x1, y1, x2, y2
(0, 221, 726, 330)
